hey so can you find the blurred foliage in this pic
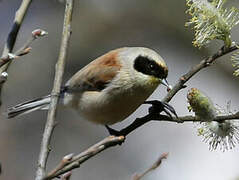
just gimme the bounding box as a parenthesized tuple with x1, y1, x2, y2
(185, 0, 239, 48)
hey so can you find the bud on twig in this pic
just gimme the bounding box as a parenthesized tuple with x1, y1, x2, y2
(61, 171, 72, 180)
(18, 47, 32, 56)
(32, 29, 48, 38)
(63, 153, 74, 163)
(187, 88, 239, 151)
(187, 88, 216, 120)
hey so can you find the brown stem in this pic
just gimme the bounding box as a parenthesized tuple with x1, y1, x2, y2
(0, 0, 32, 105)
(163, 45, 238, 103)
(35, 1, 74, 180)
(132, 152, 168, 180)
(44, 136, 125, 180)
(0, 29, 47, 68)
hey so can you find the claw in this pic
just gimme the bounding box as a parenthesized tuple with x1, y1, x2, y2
(144, 100, 178, 118)
(162, 107, 173, 119)
(161, 102, 178, 118)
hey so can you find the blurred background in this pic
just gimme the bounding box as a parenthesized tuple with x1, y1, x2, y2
(0, 0, 239, 180)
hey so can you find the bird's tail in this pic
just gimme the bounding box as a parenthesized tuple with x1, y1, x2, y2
(7, 95, 51, 118)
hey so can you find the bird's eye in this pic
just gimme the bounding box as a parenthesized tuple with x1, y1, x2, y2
(149, 63, 156, 70)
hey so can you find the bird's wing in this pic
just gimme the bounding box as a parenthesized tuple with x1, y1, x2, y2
(64, 49, 122, 92)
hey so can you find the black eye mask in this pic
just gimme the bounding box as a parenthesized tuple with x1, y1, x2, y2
(134, 55, 168, 79)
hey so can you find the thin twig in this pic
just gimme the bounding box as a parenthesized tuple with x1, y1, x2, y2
(167, 111, 239, 123)
(132, 152, 168, 180)
(44, 136, 125, 180)
(1, 0, 32, 57)
(143, 111, 239, 124)
(47, 153, 74, 178)
(0, 0, 32, 105)
(35, 1, 74, 180)
(0, 29, 48, 68)
(162, 45, 239, 103)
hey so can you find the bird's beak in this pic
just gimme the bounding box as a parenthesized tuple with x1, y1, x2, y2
(161, 78, 170, 88)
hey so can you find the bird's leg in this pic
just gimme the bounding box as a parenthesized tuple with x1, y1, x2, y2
(105, 116, 150, 137)
(105, 100, 177, 137)
(105, 116, 151, 137)
(105, 114, 170, 137)
(105, 125, 122, 136)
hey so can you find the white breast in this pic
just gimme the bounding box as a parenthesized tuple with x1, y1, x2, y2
(63, 84, 156, 125)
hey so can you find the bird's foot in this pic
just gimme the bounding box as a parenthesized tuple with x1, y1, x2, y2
(105, 101, 179, 138)
(144, 100, 178, 119)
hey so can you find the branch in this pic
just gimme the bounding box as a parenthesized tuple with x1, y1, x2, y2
(163, 45, 239, 103)
(106, 111, 239, 137)
(44, 136, 125, 180)
(169, 111, 239, 123)
(35, 1, 74, 180)
(0, 0, 32, 105)
(150, 112, 239, 123)
(132, 152, 168, 180)
(0, 29, 48, 68)
(43, 112, 239, 179)
(1, 0, 32, 57)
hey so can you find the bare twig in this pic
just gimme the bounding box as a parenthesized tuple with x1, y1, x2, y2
(47, 153, 74, 178)
(44, 136, 125, 180)
(0, 29, 47, 68)
(1, 0, 32, 57)
(0, 0, 32, 105)
(162, 45, 239, 103)
(132, 152, 168, 180)
(35, 1, 74, 180)
(167, 111, 239, 123)
(147, 111, 239, 124)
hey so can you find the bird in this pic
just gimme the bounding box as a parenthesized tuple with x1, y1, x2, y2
(7, 47, 173, 126)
